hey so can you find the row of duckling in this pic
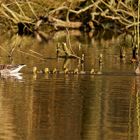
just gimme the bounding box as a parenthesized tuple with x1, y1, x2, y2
(33, 67, 102, 75)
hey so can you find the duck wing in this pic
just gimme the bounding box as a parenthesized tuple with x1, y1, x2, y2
(0, 64, 26, 73)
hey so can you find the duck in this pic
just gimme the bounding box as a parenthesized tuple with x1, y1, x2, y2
(0, 64, 26, 75)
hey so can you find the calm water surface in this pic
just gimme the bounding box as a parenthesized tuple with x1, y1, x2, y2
(0, 32, 139, 140)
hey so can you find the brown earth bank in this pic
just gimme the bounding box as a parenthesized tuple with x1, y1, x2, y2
(0, 0, 138, 33)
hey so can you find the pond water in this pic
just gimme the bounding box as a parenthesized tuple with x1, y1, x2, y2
(0, 31, 139, 140)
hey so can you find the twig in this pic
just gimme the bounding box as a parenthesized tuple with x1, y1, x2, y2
(29, 49, 43, 57)
(91, 0, 103, 12)
(1, 10, 17, 23)
(119, 1, 134, 12)
(69, 3, 97, 14)
(1, 3, 19, 22)
(50, 1, 101, 15)
(1, 3, 32, 23)
(9, 46, 16, 57)
(26, 0, 38, 20)
(66, 28, 75, 55)
(116, 9, 136, 18)
(49, 6, 68, 15)
(17, 50, 45, 60)
(15, 0, 26, 17)
(137, 0, 140, 51)
(100, 0, 133, 25)
(62, 42, 71, 56)
(126, 22, 140, 29)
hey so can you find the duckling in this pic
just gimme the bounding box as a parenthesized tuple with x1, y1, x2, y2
(56, 43, 60, 57)
(90, 68, 95, 74)
(52, 68, 57, 74)
(99, 53, 103, 64)
(97, 71, 102, 75)
(81, 54, 85, 63)
(33, 74, 37, 80)
(79, 69, 86, 74)
(33, 66, 38, 74)
(135, 63, 140, 74)
(74, 68, 79, 74)
(44, 68, 50, 74)
(135, 67, 140, 74)
(64, 68, 69, 74)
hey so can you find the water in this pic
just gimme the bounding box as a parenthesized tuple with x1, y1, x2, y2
(0, 32, 139, 140)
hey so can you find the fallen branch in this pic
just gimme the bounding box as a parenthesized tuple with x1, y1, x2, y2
(48, 16, 82, 29)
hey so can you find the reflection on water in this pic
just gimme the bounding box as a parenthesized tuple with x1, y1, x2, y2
(82, 76, 137, 140)
(0, 74, 138, 140)
(0, 32, 139, 140)
(0, 73, 23, 80)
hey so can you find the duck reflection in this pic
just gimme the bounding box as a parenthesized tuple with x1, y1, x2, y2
(0, 73, 23, 80)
